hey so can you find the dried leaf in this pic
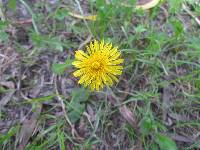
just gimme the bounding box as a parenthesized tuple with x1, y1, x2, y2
(170, 134, 194, 143)
(136, 0, 160, 10)
(18, 104, 42, 150)
(0, 81, 15, 89)
(119, 105, 137, 128)
(162, 76, 172, 124)
(17, 76, 44, 150)
(155, 133, 177, 150)
(0, 91, 15, 107)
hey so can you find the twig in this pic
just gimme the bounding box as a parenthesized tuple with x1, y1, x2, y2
(0, 0, 5, 21)
(74, 0, 93, 35)
(15, 19, 32, 25)
(0, 53, 8, 59)
(54, 75, 77, 138)
(18, 0, 40, 34)
(78, 35, 92, 49)
(158, 59, 169, 76)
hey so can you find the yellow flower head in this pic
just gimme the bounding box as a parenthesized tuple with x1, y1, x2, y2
(72, 40, 124, 91)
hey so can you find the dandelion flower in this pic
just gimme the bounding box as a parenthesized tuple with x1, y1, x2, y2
(72, 40, 124, 91)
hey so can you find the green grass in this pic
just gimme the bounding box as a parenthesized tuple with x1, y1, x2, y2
(0, 0, 200, 149)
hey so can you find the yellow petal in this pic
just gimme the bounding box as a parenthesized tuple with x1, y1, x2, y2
(109, 47, 118, 56)
(102, 73, 113, 86)
(89, 42, 95, 54)
(90, 82, 96, 91)
(93, 40, 99, 53)
(73, 69, 86, 77)
(72, 61, 84, 68)
(109, 73, 119, 82)
(108, 59, 124, 65)
(78, 74, 89, 84)
(100, 40, 105, 50)
(106, 66, 123, 75)
(75, 50, 89, 60)
(86, 46, 92, 54)
(109, 52, 121, 60)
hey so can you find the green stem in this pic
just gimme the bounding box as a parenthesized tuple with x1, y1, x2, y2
(19, 0, 39, 34)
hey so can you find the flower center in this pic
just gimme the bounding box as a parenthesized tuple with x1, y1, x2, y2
(92, 61, 101, 70)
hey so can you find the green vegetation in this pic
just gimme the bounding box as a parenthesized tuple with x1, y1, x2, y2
(0, 0, 200, 149)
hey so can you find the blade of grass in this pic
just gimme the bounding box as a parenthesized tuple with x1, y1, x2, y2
(18, 0, 39, 34)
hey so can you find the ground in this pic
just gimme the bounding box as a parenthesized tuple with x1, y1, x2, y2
(0, 0, 200, 150)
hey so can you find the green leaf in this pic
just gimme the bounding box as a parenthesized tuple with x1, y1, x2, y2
(129, 0, 136, 5)
(139, 116, 153, 136)
(168, 0, 182, 14)
(30, 33, 64, 51)
(52, 63, 69, 75)
(67, 88, 90, 123)
(124, 123, 136, 141)
(135, 25, 147, 33)
(55, 8, 69, 20)
(0, 125, 20, 145)
(150, 142, 159, 150)
(51, 37, 63, 51)
(57, 128, 65, 150)
(67, 104, 85, 123)
(8, 0, 16, 10)
(188, 37, 200, 51)
(0, 86, 7, 94)
(24, 95, 55, 104)
(0, 21, 8, 30)
(52, 57, 73, 75)
(71, 88, 90, 102)
(0, 31, 9, 42)
(96, 0, 106, 8)
(155, 133, 177, 150)
(170, 19, 184, 38)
